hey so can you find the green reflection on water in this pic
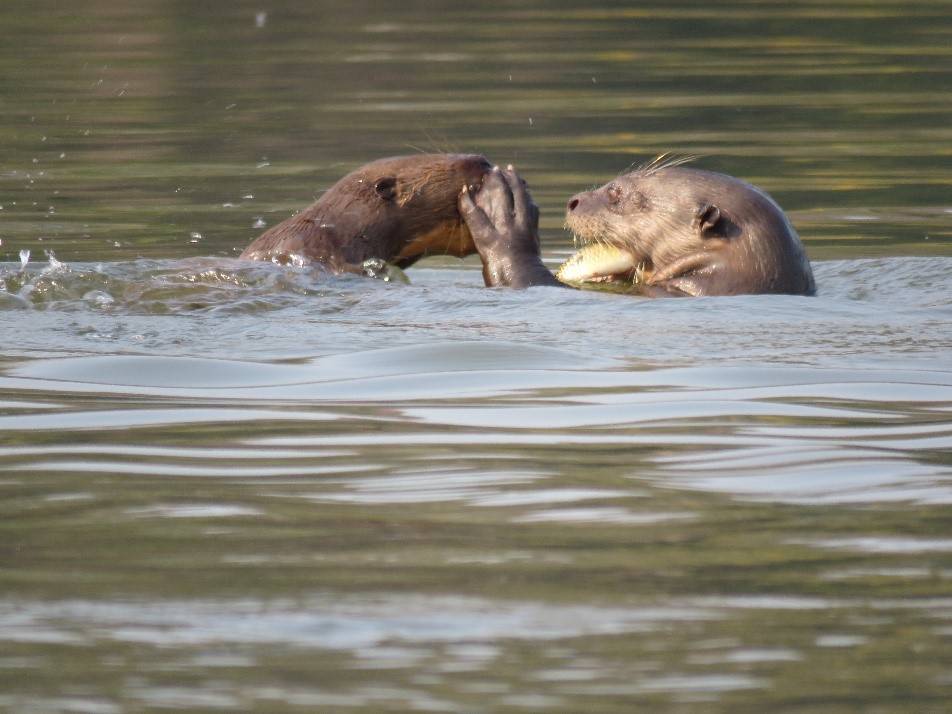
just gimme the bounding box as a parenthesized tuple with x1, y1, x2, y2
(1, 0, 949, 263)
(1, 1, 951, 710)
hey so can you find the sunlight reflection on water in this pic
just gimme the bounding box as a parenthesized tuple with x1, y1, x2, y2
(2, 0, 951, 708)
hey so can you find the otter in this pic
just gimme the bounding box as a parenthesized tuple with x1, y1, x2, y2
(241, 154, 493, 276)
(459, 162, 815, 297)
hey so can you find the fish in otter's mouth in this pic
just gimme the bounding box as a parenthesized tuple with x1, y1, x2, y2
(555, 242, 650, 286)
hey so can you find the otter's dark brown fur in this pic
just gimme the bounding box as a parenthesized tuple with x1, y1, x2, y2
(241, 154, 493, 274)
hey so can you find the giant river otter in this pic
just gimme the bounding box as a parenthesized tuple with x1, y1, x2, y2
(241, 154, 493, 276)
(459, 161, 816, 297)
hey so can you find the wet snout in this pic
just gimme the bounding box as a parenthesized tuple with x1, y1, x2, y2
(393, 154, 494, 267)
(566, 189, 604, 223)
(564, 189, 603, 236)
(457, 155, 494, 191)
(566, 192, 586, 213)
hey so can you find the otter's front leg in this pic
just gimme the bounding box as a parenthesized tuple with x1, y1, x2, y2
(459, 166, 564, 288)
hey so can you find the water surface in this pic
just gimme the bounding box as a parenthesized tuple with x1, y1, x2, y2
(1, 1, 950, 711)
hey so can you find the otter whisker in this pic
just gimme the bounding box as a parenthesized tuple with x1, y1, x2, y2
(636, 153, 702, 176)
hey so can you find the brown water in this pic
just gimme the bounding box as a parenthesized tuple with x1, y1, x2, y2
(1, 1, 951, 712)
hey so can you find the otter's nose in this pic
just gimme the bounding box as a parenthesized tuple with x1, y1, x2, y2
(567, 195, 581, 212)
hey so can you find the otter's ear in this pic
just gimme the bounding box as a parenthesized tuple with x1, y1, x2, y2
(695, 204, 722, 237)
(374, 177, 398, 200)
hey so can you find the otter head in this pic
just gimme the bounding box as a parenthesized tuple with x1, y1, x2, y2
(565, 163, 814, 295)
(323, 153, 494, 268)
(240, 153, 493, 270)
(566, 166, 749, 270)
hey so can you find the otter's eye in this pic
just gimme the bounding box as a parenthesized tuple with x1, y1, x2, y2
(374, 177, 398, 200)
(605, 183, 622, 204)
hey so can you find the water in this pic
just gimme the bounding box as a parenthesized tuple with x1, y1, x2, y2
(1, 1, 951, 711)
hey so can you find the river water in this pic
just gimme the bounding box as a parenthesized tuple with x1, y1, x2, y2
(1, 1, 950, 712)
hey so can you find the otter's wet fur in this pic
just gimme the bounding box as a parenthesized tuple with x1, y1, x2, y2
(241, 154, 493, 275)
(565, 162, 815, 296)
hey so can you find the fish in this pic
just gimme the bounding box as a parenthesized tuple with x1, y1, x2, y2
(555, 243, 646, 285)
